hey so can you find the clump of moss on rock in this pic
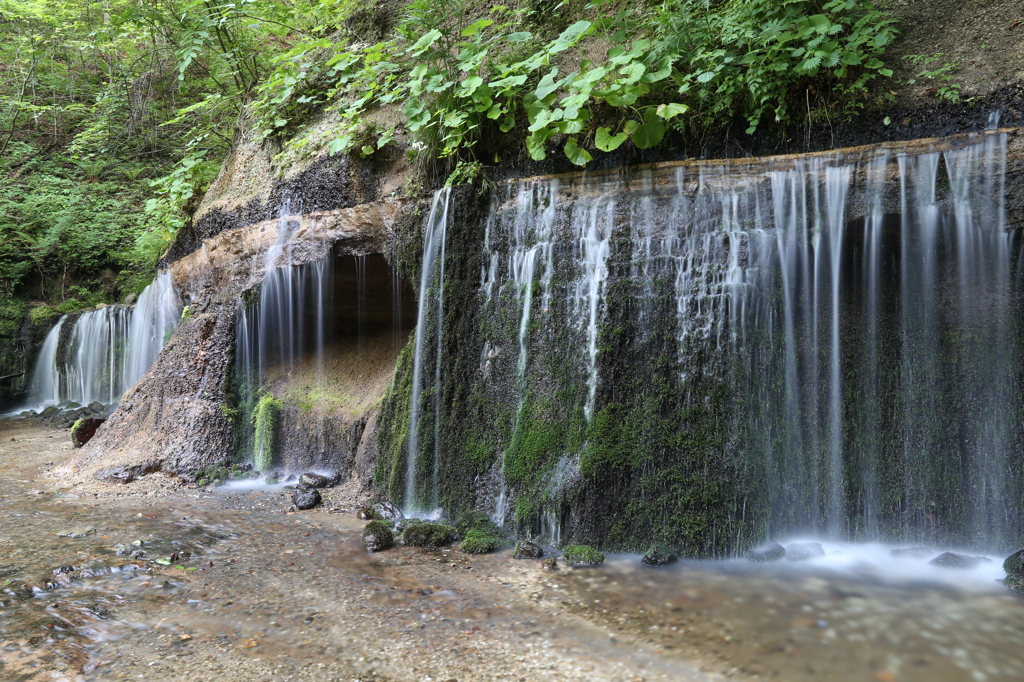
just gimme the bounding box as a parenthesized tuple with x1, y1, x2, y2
(562, 545, 605, 567)
(1003, 549, 1024, 578)
(362, 520, 395, 552)
(401, 521, 455, 548)
(460, 530, 500, 554)
(641, 544, 678, 566)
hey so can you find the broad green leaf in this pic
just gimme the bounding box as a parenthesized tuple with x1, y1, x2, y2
(631, 110, 665, 149)
(408, 29, 443, 54)
(618, 62, 645, 84)
(696, 71, 716, 84)
(460, 75, 484, 96)
(499, 115, 516, 132)
(595, 126, 628, 152)
(535, 68, 561, 100)
(461, 19, 494, 37)
(878, 68, 893, 77)
(506, 32, 533, 43)
(526, 130, 551, 160)
(563, 137, 592, 166)
(656, 103, 689, 120)
(550, 21, 591, 54)
(489, 74, 528, 89)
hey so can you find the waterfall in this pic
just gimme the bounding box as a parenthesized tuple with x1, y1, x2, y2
(405, 187, 451, 512)
(464, 131, 1021, 549)
(24, 271, 181, 410)
(26, 317, 64, 408)
(234, 200, 333, 470)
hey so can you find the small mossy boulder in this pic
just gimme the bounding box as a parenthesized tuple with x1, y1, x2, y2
(928, 552, 980, 569)
(747, 542, 786, 562)
(1003, 549, 1024, 578)
(401, 521, 455, 548)
(642, 544, 678, 566)
(562, 545, 605, 567)
(362, 520, 395, 552)
(514, 540, 544, 559)
(460, 530, 500, 554)
(1005, 574, 1024, 594)
(786, 542, 825, 561)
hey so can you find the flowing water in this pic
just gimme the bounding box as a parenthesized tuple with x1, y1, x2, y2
(404, 131, 1023, 552)
(21, 271, 181, 411)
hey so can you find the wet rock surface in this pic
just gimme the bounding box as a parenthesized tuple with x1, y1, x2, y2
(514, 540, 544, 560)
(298, 473, 331, 489)
(747, 542, 786, 562)
(292, 488, 322, 510)
(372, 499, 403, 521)
(890, 546, 934, 559)
(929, 552, 981, 569)
(786, 542, 825, 561)
(94, 461, 162, 484)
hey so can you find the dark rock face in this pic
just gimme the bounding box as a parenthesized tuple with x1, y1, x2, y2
(361, 521, 394, 552)
(513, 540, 544, 560)
(1003, 549, 1024, 577)
(786, 542, 825, 561)
(642, 544, 679, 566)
(276, 408, 366, 483)
(890, 546, 934, 560)
(747, 543, 786, 562)
(356, 507, 375, 520)
(298, 473, 331, 489)
(1006, 574, 1024, 594)
(62, 304, 238, 481)
(929, 552, 980, 569)
(94, 462, 161, 484)
(292, 489, 322, 510)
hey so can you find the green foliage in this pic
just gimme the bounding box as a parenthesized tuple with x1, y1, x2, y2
(28, 305, 57, 327)
(252, 391, 283, 472)
(256, 0, 896, 170)
(904, 53, 961, 103)
(460, 529, 500, 553)
(0, 300, 26, 337)
(561, 544, 605, 566)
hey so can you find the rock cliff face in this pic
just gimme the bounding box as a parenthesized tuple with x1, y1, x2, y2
(55, 133, 423, 484)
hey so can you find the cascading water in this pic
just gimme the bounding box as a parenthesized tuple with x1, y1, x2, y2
(405, 188, 451, 513)
(24, 271, 181, 409)
(414, 130, 1021, 551)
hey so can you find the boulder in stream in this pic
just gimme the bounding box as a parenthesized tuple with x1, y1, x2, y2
(786, 542, 825, 561)
(561, 545, 605, 567)
(401, 521, 455, 548)
(513, 540, 544, 559)
(747, 542, 786, 562)
(373, 499, 404, 521)
(70, 418, 105, 448)
(292, 489, 322, 510)
(298, 473, 331, 489)
(356, 507, 375, 520)
(1005, 575, 1024, 594)
(1003, 549, 1024, 577)
(890, 546, 933, 560)
(361, 521, 394, 552)
(641, 544, 679, 566)
(928, 552, 980, 569)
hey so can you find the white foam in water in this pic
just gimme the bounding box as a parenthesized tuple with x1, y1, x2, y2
(729, 539, 1008, 590)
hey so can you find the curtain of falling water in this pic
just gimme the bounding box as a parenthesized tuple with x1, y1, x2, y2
(405, 187, 451, 513)
(234, 201, 334, 469)
(442, 132, 1021, 549)
(24, 271, 181, 409)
